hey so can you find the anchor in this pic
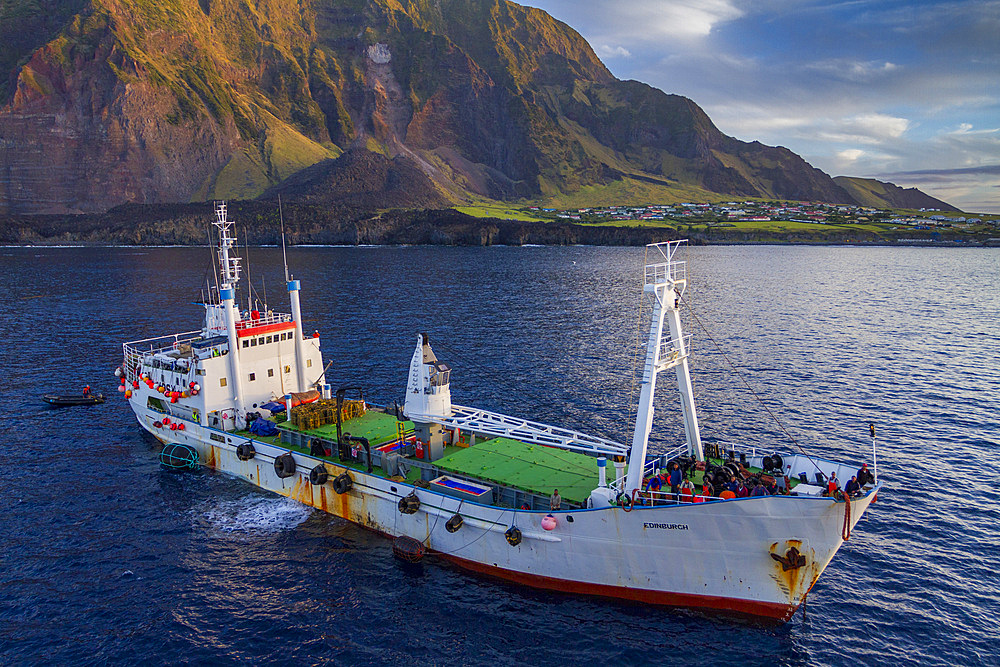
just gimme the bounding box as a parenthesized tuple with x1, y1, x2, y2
(771, 546, 807, 571)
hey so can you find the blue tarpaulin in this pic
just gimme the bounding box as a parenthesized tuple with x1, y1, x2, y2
(249, 418, 279, 437)
(260, 401, 285, 413)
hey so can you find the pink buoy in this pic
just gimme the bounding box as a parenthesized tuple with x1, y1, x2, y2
(118, 385, 125, 393)
(541, 514, 557, 531)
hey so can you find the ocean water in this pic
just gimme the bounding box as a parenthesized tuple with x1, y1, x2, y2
(1, 244, 997, 666)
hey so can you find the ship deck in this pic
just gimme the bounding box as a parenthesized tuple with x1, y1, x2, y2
(239, 408, 809, 510)
(278, 410, 412, 447)
(433, 437, 607, 504)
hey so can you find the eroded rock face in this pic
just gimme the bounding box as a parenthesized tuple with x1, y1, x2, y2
(0, 19, 236, 214)
(0, 0, 939, 215)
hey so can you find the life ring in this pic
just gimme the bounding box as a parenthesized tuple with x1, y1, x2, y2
(274, 453, 296, 478)
(309, 464, 328, 486)
(333, 472, 353, 494)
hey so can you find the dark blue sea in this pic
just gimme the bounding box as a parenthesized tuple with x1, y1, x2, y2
(2, 244, 998, 666)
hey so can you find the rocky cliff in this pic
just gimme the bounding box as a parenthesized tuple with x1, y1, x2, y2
(833, 176, 960, 212)
(0, 0, 953, 214)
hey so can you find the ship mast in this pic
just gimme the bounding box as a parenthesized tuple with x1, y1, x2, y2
(213, 201, 248, 426)
(625, 241, 704, 493)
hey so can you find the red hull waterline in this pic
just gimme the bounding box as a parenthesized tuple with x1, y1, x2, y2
(437, 551, 799, 623)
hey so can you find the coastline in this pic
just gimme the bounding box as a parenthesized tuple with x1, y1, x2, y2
(1, 202, 993, 247)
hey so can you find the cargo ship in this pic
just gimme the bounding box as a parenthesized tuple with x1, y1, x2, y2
(118, 202, 879, 621)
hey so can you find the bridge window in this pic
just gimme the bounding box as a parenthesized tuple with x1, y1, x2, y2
(249, 373, 256, 382)
(220, 377, 227, 387)
(267, 369, 274, 377)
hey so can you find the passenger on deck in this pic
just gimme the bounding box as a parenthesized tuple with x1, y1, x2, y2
(844, 476, 861, 497)
(827, 472, 839, 495)
(668, 462, 683, 497)
(857, 463, 873, 486)
(726, 475, 739, 494)
(701, 479, 714, 497)
(550, 489, 562, 511)
(83, 385, 91, 397)
(680, 478, 695, 502)
(694, 485, 711, 502)
(751, 483, 768, 497)
(736, 481, 749, 498)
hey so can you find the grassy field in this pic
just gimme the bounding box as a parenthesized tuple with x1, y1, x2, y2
(454, 205, 550, 222)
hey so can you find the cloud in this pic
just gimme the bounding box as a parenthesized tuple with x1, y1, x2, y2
(523, 0, 1000, 211)
(819, 114, 911, 145)
(836, 149, 865, 162)
(888, 165, 1000, 177)
(596, 45, 631, 58)
(805, 59, 900, 82)
(524, 1, 743, 41)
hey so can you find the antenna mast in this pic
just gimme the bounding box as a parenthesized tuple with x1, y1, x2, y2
(279, 194, 290, 282)
(213, 201, 242, 290)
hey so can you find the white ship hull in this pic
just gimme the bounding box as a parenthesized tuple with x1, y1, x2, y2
(135, 403, 875, 621)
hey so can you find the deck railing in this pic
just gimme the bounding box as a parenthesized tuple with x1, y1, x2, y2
(234, 311, 293, 330)
(122, 330, 210, 382)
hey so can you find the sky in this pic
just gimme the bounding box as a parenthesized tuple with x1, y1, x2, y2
(522, 0, 1000, 213)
